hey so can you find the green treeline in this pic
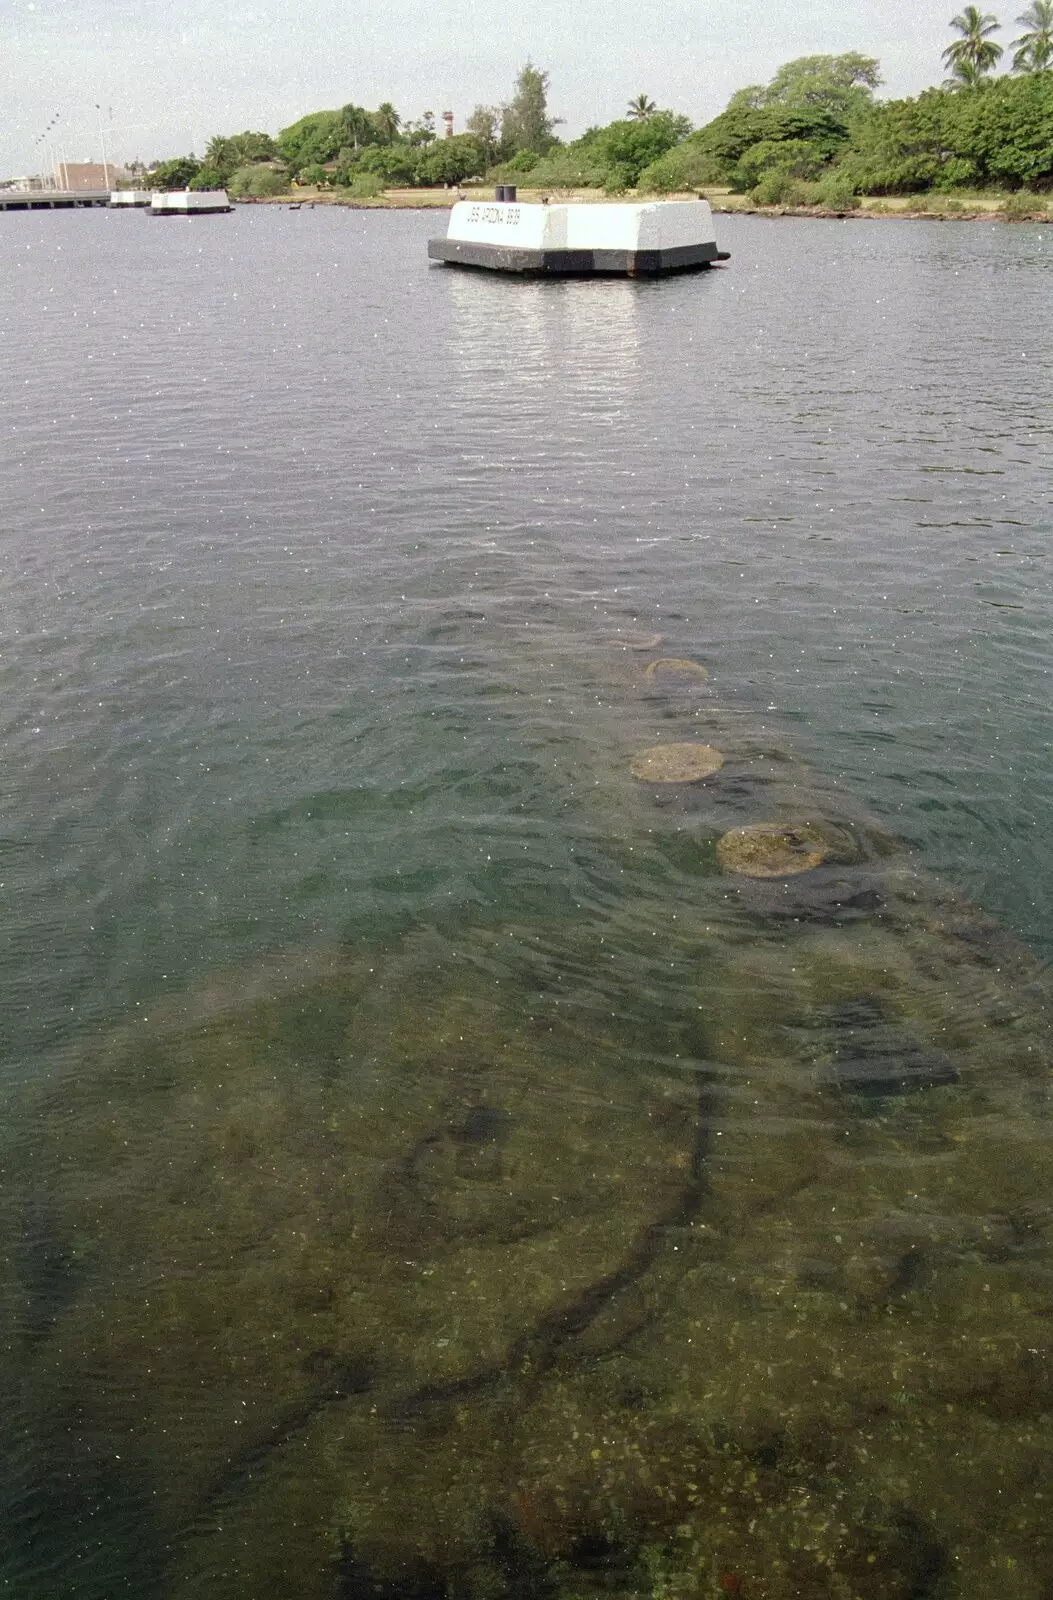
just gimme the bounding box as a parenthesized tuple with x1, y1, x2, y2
(144, 17, 1053, 204)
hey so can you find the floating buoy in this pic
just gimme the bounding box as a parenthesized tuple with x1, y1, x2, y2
(716, 821, 828, 878)
(630, 743, 725, 783)
(643, 658, 709, 684)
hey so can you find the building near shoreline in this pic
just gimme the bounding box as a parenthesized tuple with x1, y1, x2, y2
(54, 161, 120, 191)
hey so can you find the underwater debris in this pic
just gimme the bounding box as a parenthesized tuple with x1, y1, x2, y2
(643, 658, 710, 685)
(716, 821, 829, 878)
(819, 998, 960, 1098)
(8, 645, 1053, 1600)
(629, 744, 725, 784)
(609, 632, 666, 652)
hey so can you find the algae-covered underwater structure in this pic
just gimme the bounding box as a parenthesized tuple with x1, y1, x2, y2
(3, 651, 1053, 1600)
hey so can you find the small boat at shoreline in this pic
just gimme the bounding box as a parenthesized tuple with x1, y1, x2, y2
(428, 188, 729, 277)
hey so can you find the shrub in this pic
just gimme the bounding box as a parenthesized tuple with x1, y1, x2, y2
(356, 143, 422, 186)
(346, 172, 385, 199)
(188, 166, 224, 192)
(637, 145, 725, 193)
(812, 169, 861, 209)
(493, 147, 606, 188)
(750, 170, 809, 206)
(299, 163, 330, 187)
(932, 156, 979, 191)
(999, 189, 1049, 218)
(227, 164, 289, 198)
(834, 150, 940, 195)
(582, 112, 692, 187)
(732, 137, 826, 191)
(504, 148, 540, 173)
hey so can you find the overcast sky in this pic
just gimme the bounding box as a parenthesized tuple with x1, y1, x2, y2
(2, 0, 995, 176)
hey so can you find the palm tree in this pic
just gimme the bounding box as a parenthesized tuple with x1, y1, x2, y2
(942, 6, 1004, 84)
(1011, 0, 1053, 67)
(374, 102, 401, 143)
(340, 103, 374, 149)
(626, 94, 658, 122)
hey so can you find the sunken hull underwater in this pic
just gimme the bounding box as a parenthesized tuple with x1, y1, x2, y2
(429, 194, 730, 277)
(4, 643, 1053, 1599)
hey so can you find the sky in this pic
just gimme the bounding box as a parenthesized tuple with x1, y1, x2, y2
(0, 0, 1002, 177)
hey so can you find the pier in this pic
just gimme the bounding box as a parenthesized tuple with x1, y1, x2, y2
(0, 189, 112, 212)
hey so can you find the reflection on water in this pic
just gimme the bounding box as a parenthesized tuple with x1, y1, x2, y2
(4, 649, 1053, 1598)
(446, 272, 644, 404)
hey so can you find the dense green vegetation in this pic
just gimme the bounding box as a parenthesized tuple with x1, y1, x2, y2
(142, 17, 1053, 206)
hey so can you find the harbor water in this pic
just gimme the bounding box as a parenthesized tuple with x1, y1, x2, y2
(1, 205, 1052, 1597)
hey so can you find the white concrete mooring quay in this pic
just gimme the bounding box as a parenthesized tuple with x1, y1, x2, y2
(429, 189, 730, 277)
(0, 190, 112, 211)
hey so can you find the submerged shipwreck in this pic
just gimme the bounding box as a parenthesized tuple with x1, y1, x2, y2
(3, 641, 1053, 1599)
(428, 190, 730, 277)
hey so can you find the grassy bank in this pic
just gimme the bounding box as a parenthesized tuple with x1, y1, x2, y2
(244, 183, 1051, 221)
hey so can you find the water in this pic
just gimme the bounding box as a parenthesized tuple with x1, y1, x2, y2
(1, 206, 1053, 1597)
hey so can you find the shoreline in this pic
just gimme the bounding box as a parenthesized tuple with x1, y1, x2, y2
(715, 203, 1053, 222)
(240, 188, 1052, 224)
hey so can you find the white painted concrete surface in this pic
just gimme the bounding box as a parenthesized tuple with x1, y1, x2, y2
(150, 190, 231, 213)
(445, 198, 717, 252)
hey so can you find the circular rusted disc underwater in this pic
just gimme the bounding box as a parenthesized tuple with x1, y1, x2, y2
(716, 821, 829, 878)
(643, 657, 710, 685)
(630, 743, 725, 784)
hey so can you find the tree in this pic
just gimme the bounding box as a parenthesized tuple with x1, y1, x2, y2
(836, 71, 1053, 190)
(416, 134, 488, 185)
(355, 142, 422, 184)
(690, 102, 854, 176)
(721, 56, 880, 119)
(943, 7, 1004, 85)
(731, 136, 828, 191)
(1012, 0, 1053, 68)
(756, 53, 882, 117)
(967, 69, 1053, 179)
(627, 94, 658, 121)
(578, 111, 692, 185)
(148, 155, 201, 190)
(726, 85, 767, 110)
(373, 103, 401, 143)
(501, 62, 560, 154)
(465, 104, 501, 163)
(403, 111, 436, 145)
(340, 103, 377, 149)
(277, 111, 345, 174)
(188, 165, 225, 190)
(204, 131, 277, 183)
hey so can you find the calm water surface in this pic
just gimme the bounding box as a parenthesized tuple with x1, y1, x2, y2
(1, 206, 1052, 1597)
